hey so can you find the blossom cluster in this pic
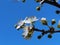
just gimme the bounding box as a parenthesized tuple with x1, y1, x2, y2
(15, 16, 60, 39)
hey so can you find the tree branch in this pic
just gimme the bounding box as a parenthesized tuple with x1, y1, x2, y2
(34, 28, 60, 34)
(44, 1, 60, 8)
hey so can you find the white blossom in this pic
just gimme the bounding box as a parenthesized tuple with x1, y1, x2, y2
(15, 16, 38, 30)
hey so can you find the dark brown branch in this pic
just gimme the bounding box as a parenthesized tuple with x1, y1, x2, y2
(53, 30, 60, 33)
(34, 28, 45, 32)
(44, 1, 60, 8)
(34, 28, 60, 34)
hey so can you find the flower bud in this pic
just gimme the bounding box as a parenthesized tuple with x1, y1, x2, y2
(36, 6, 40, 11)
(51, 19, 56, 25)
(41, 17, 47, 25)
(48, 34, 52, 39)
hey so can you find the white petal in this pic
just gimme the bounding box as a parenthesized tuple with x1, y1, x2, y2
(23, 16, 38, 24)
(24, 20, 31, 23)
(18, 21, 24, 26)
(16, 26, 21, 29)
(22, 29, 29, 37)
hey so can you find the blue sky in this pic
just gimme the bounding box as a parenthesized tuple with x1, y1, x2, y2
(0, 0, 60, 45)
